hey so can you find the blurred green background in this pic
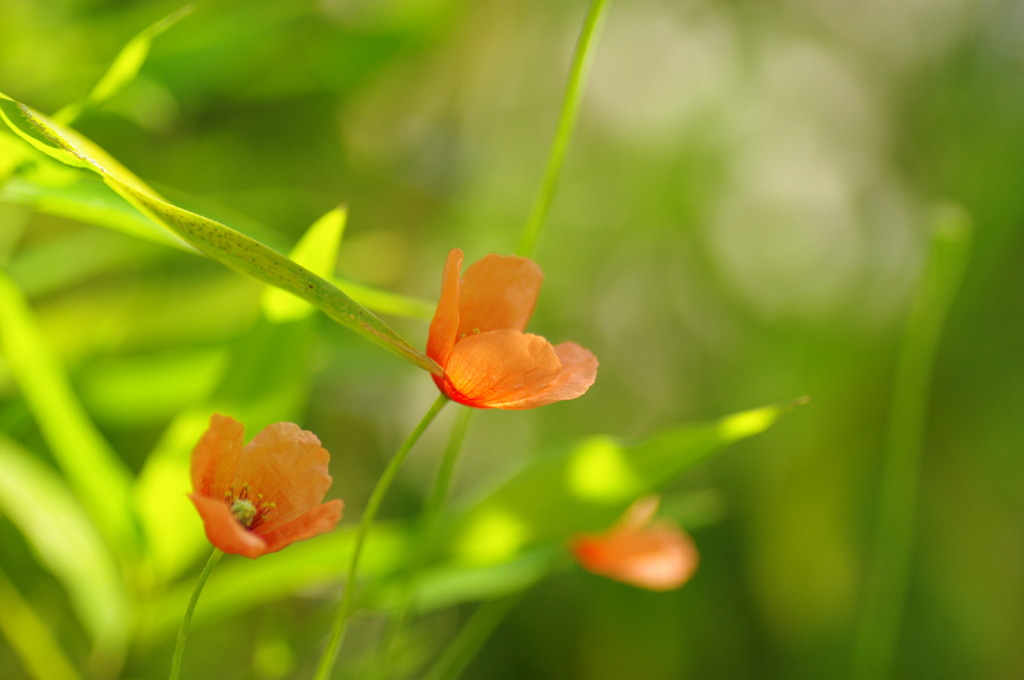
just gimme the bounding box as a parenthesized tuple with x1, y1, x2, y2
(1, 0, 1022, 678)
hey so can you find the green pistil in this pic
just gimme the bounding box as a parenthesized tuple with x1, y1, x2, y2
(230, 498, 257, 527)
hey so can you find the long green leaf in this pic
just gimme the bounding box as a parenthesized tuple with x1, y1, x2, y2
(442, 400, 805, 566)
(0, 267, 139, 558)
(0, 92, 441, 374)
(0, 567, 84, 680)
(0, 437, 130, 657)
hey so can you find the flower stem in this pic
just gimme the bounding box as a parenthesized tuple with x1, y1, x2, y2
(421, 594, 522, 680)
(169, 548, 223, 680)
(313, 394, 450, 680)
(377, 407, 474, 677)
(516, 0, 613, 259)
(850, 206, 971, 679)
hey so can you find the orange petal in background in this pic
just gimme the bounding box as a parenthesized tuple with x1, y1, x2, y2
(572, 496, 699, 591)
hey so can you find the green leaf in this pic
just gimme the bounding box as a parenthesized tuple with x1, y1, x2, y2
(1, 172, 189, 250)
(0, 567, 84, 680)
(261, 206, 347, 322)
(0, 437, 130, 656)
(0, 91, 441, 374)
(54, 5, 194, 124)
(442, 400, 805, 566)
(139, 523, 408, 643)
(0, 266, 140, 558)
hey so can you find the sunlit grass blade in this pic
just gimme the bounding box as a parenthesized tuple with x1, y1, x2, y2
(0, 436, 130, 661)
(851, 205, 972, 680)
(262, 206, 347, 322)
(445, 399, 804, 566)
(0, 267, 139, 558)
(54, 5, 194, 124)
(517, 0, 612, 258)
(0, 567, 84, 680)
(0, 93, 441, 373)
(138, 523, 410, 643)
(1, 172, 190, 250)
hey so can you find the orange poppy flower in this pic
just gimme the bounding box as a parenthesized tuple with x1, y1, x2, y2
(189, 414, 343, 559)
(571, 496, 698, 591)
(426, 248, 598, 409)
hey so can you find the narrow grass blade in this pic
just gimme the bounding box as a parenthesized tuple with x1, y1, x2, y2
(0, 267, 139, 558)
(0, 436, 130, 657)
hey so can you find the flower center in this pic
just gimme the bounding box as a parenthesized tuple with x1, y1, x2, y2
(223, 482, 275, 531)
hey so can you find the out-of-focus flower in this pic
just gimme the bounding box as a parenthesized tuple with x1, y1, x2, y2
(189, 414, 343, 558)
(426, 248, 598, 409)
(571, 496, 698, 590)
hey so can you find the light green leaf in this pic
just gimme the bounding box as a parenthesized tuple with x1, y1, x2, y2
(140, 523, 408, 643)
(262, 206, 347, 322)
(0, 91, 441, 374)
(442, 400, 805, 566)
(0, 567, 84, 680)
(0, 437, 130, 656)
(54, 5, 194, 124)
(0, 267, 140, 558)
(1, 173, 189, 250)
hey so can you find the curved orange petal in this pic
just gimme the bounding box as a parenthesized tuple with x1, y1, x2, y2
(458, 254, 542, 337)
(190, 414, 244, 498)
(572, 523, 699, 591)
(494, 341, 598, 409)
(233, 423, 333, 531)
(261, 499, 344, 555)
(190, 493, 268, 558)
(441, 329, 562, 408)
(427, 248, 464, 367)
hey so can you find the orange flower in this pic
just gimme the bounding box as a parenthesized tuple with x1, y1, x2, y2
(189, 414, 343, 559)
(426, 248, 598, 409)
(571, 496, 698, 591)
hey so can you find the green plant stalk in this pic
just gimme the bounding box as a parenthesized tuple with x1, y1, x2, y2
(169, 548, 223, 680)
(377, 407, 475, 677)
(421, 594, 522, 680)
(851, 206, 972, 679)
(516, 0, 613, 258)
(313, 394, 450, 680)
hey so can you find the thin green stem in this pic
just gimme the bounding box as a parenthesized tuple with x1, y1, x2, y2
(516, 0, 613, 259)
(313, 394, 450, 680)
(169, 548, 223, 680)
(421, 595, 522, 680)
(851, 206, 972, 680)
(377, 407, 475, 677)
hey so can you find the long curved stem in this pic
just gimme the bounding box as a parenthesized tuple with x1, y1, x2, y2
(169, 548, 223, 680)
(313, 394, 450, 680)
(516, 0, 613, 258)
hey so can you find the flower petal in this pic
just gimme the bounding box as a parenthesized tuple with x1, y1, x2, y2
(190, 414, 244, 498)
(190, 493, 268, 558)
(572, 523, 699, 591)
(441, 329, 562, 408)
(493, 341, 598, 409)
(458, 254, 542, 336)
(427, 248, 464, 368)
(233, 423, 333, 531)
(261, 499, 344, 555)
